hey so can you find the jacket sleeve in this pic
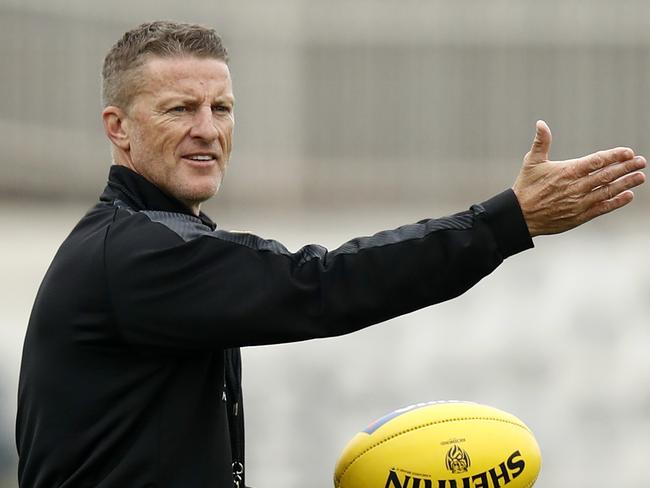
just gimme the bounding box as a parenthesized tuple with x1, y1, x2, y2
(104, 189, 533, 350)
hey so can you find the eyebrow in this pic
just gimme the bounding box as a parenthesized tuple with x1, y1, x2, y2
(157, 93, 235, 109)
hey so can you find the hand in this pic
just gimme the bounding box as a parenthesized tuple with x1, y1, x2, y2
(512, 120, 646, 237)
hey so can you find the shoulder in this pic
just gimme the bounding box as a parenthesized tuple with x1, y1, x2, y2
(107, 207, 202, 249)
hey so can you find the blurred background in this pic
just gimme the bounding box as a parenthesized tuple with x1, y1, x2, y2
(2, 0, 650, 486)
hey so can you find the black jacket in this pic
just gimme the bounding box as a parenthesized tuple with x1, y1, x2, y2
(16, 165, 533, 487)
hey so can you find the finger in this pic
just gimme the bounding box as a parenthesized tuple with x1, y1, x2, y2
(582, 170, 646, 209)
(527, 120, 552, 163)
(581, 190, 636, 223)
(576, 156, 646, 194)
(572, 146, 636, 178)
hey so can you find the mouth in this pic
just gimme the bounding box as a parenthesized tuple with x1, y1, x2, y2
(180, 152, 219, 167)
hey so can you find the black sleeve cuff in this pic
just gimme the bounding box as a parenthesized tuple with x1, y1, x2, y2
(476, 189, 534, 259)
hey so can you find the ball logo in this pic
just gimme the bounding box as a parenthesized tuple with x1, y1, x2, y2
(384, 451, 527, 488)
(445, 445, 471, 474)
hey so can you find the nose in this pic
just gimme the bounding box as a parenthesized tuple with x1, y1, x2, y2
(189, 106, 219, 141)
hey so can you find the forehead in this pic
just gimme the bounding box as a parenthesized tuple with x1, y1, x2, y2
(138, 55, 233, 101)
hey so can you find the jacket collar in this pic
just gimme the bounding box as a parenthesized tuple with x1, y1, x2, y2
(100, 165, 217, 230)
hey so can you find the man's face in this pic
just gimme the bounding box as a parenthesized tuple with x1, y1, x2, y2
(123, 56, 234, 211)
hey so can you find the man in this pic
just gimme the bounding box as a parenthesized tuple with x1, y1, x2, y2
(15, 20, 645, 488)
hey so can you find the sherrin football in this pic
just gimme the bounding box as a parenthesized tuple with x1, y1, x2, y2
(334, 401, 541, 488)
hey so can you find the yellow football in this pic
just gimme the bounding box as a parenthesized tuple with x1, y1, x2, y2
(334, 401, 541, 488)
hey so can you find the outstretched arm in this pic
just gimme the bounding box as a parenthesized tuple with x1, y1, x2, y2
(512, 120, 646, 237)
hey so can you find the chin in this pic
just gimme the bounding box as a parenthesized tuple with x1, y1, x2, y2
(182, 182, 221, 206)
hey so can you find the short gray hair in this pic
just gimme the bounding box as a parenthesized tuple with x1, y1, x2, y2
(101, 21, 229, 109)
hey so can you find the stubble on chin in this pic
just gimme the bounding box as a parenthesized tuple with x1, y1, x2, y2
(173, 174, 223, 213)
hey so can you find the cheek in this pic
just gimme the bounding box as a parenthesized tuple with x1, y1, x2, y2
(222, 120, 235, 154)
(131, 123, 159, 154)
(129, 129, 149, 161)
(130, 125, 179, 175)
(151, 125, 186, 163)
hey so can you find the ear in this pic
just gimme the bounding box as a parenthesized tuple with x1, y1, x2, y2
(102, 106, 131, 151)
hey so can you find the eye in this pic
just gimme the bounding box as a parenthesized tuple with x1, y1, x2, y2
(168, 106, 188, 114)
(212, 105, 232, 114)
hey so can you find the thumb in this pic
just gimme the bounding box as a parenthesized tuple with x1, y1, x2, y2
(527, 120, 552, 163)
